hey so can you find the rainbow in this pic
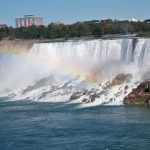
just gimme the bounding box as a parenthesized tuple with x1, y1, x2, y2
(0, 44, 98, 85)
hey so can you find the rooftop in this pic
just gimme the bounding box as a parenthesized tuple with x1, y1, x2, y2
(15, 15, 43, 19)
(24, 15, 34, 17)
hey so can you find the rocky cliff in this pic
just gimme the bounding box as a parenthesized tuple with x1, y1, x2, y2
(124, 80, 150, 105)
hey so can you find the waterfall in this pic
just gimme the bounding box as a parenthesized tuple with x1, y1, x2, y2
(133, 38, 150, 68)
(1, 38, 150, 105)
(30, 38, 150, 69)
(30, 39, 134, 64)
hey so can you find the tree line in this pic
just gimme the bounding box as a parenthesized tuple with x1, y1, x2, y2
(1, 21, 150, 41)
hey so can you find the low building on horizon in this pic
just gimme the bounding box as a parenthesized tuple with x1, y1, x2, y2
(84, 20, 101, 23)
(15, 15, 43, 28)
(101, 18, 113, 22)
(119, 18, 138, 22)
(0, 24, 7, 28)
(56, 21, 62, 25)
(131, 18, 138, 22)
(144, 19, 150, 23)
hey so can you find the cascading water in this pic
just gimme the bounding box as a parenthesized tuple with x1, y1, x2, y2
(1, 38, 150, 106)
(133, 38, 150, 68)
(30, 39, 134, 63)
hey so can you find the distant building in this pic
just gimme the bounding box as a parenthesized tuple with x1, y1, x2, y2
(91, 20, 101, 23)
(119, 18, 130, 22)
(130, 18, 137, 22)
(56, 21, 62, 25)
(144, 19, 150, 23)
(101, 18, 112, 22)
(84, 20, 101, 23)
(139, 20, 144, 22)
(15, 15, 43, 28)
(0, 24, 7, 28)
(119, 18, 137, 22)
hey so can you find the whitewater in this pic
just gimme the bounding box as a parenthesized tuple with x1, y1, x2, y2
(0, 38, 150, 106)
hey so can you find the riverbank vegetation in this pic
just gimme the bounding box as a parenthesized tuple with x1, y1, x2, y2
(1, 21, 150, 41)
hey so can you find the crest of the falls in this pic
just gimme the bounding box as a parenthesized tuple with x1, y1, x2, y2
(30, 38, 150, 69)
(1, 38, 150, 105)
(30, 39, 134, 64)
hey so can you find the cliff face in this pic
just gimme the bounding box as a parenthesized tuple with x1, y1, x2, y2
(124, 80, 150, 105)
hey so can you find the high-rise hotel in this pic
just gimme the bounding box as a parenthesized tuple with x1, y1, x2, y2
(15, 15, 43, 28)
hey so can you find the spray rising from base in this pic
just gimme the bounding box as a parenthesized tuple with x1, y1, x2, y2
(0, 38, 150, 107)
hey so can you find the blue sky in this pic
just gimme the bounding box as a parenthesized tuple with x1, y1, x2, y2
(1, 0, 150, 27)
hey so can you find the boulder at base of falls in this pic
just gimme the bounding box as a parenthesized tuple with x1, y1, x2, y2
(22, 76, 54, 95)
(115, 73, 133, 83)
(70, 92, 82, 100)
(123, 80, 150, 105)
(103, 73, 133, 90)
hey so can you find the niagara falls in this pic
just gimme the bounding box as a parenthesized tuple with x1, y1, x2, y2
(1, 38, 150, 106)
(1, 0, 150, 149)
(1, 37, 150, 149)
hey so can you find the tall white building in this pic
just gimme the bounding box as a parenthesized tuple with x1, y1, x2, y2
(15, 15, 43, 28)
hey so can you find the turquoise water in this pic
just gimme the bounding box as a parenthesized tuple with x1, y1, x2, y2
(0, 97, 150, 150)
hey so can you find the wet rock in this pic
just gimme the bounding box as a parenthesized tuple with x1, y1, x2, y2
(87, 91, 93, 95)
(91, 97, 95, 102)
(22, 86, 34, 94)
(124, 98, 146, 105)
(115, 73, 133, 83)
(34, 76, 54, 88)
(8, 93, 16, 97)
(124, 81, 150, 105)
(109, 98, 113, 103)
(83, 90, 88, 95)
(82, 98, 90, 103)
(124, 85, 129, 90)
(101, 101, 108, 105)
(70, 92, 82, 100)
(22, 76, 54, 94)
(105, 81, 110, 84)
(135, 81, 140, 84)
(99, 83, 102, 86)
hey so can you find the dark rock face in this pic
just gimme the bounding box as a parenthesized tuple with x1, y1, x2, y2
(22, 76, 54, 95)
(115, 73, 133, 83)
(124, 98, 146, 105)
(69, 73, 133, 104)
(34, 76, 54, 88)
(124, 85, 129, 90)
(124, 80, 150, 105)
(70, 92, 82, 100)
(69, 89, 101, 103)
(22, 86, 34, 94)
(82, 98, 90, 103)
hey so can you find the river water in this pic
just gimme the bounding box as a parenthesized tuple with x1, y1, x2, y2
(0, 97, 150, 150)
